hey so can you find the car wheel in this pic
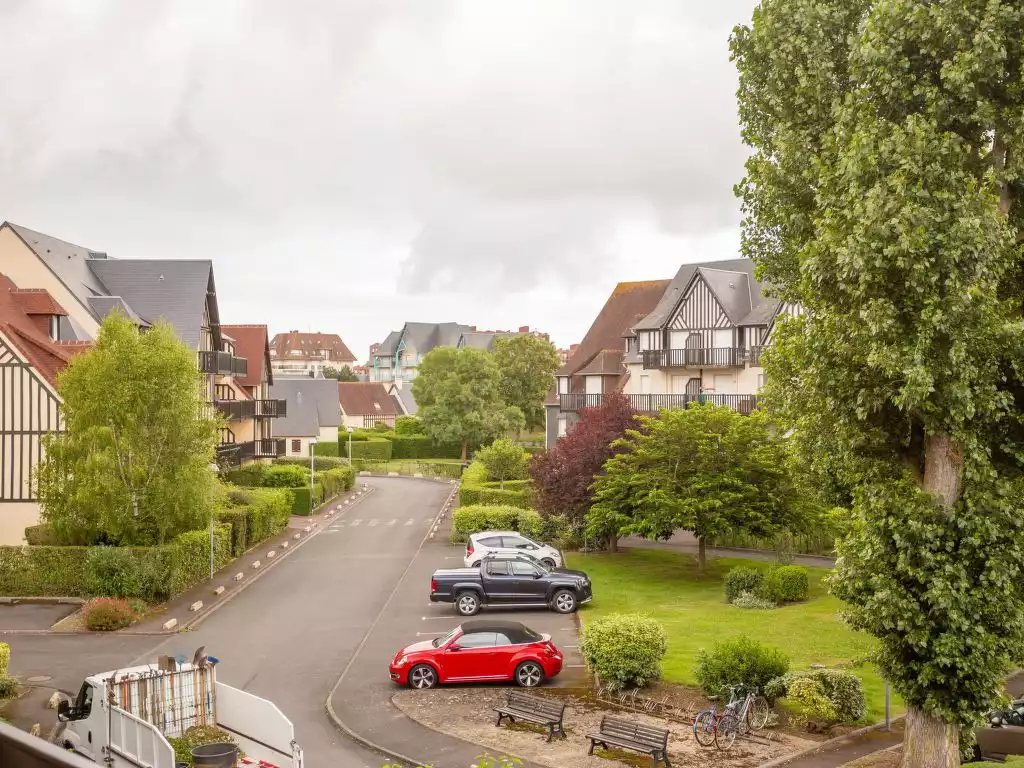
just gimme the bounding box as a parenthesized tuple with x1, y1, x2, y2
(540, 558, 556, 568)
(455, 591, 481, 616)
(470, 561, 481, 568)
(551, 589, 577, 614)
(515, 661, 544, 688)
(408, 664, 438, 689)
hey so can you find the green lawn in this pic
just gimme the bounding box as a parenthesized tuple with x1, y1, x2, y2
(567, 547, 902, 722)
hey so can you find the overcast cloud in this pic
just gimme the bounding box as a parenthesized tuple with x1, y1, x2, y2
(0, 0, 758, 358)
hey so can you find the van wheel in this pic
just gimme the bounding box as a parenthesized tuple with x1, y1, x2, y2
(551, 589, 577, 614)
(456, 591, 481, 616)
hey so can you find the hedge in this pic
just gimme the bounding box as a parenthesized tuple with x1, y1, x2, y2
(451, 505, 544, 542)
(349, 459, 463, 479)
(384, 434, 463, 460)
(458, 461, 532, 509)
(341, 436, 393, 461)
(289, 484, 323, 515)
(222, 463, 268, 487)
(313, 441, 340, 457)
(275, 456, 350, 471)
(24, 524, 58, 545)
(318, 466, 355, 499)
(0, 546, 89, 596)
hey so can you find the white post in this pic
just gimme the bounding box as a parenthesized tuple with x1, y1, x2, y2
(884, 680, 891, 730)
(309, 438, 318, 514)
(347, 426, 354, 467)
(208, 463, 219, 579)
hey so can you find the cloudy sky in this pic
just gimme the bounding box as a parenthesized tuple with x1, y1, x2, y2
(0, 0, 759, 360)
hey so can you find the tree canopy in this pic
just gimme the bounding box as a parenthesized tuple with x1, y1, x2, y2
(733, 1, 1024, 763)
(476, 438, 530, 489)
(323, 365, 358, 381)
(529, 391, 639, 533)
(590, 405, 802, 566)
(491, 335, 561, 430)
(37, 314, 220, 546)
(411, 346, 522, 459)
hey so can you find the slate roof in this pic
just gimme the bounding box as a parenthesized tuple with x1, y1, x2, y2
(458, 331, 516, 351)
(390, 384, 418, 415)
(400, 322, 470, 354)
(88, 259, 216, 350)
(222, 324, 272, 389)
(337, 382, 398, 417)
(86, 296, 150, 327)
(557, 280, 670, 378)
(269, 378, 342, 437)
(376, 330, 403, 357)
(576, 349, 625, 377)
(269, 331, 356, 363)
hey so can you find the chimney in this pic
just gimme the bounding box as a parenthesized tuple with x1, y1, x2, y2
(518, 325, 529, 333)
(469, 326, 477, 331)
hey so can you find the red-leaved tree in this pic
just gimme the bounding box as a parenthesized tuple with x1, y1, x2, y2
(529, 392, 639, 545)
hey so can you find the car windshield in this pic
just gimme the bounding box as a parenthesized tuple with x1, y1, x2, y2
(432, 627, 460, 648)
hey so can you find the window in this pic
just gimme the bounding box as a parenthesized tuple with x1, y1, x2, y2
(291, 439, 301, 454)
(494, 632, 513, 646)
(49, 315, 60, 341)
(510, 561, 540, 577)
(757, 373, 767, 390)
(557, 417, 567, 437)
(557, 376, 568, 394)
(480, 536, 504, 547)
(503, 536, 535, 550)
(455, 632, 496, 649)
(485, 561, 511, 576)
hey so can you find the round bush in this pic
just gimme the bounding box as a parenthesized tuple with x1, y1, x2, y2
(694, 636, 790, 699)
(579, 613, 667, 692)
(732, 590, 776, 610)
(761, 565, 809, 604)
(261, 464, 309, 488)
(788, 677, 837, 728)
(82, 597, 138, 631)
(86, 547, 143, 598)
(764, 669, 866, 721)
(724, 566, 764, 603)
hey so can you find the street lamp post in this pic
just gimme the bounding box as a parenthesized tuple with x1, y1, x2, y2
(346, 426, 354, 467)
(309, 437, 318, 514)
(208, 463, 219, 579)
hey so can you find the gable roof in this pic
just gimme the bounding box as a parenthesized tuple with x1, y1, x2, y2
(400, 322, 470, 354)
(10, 289, 67, 316)
(337, 382, 398, 417)
(558, 280, 670, 378)
(0, 275, 91, 386)
(576, 349, 625, 377)
(86, 296, 150, 327)
(222, 324, 272, 388)
(375, 330, 403, 357)
(269, 331, 356, 363)
(269, 377, 342, 437)
(458, 331, 516, 351)
(389, 383, 419, 415)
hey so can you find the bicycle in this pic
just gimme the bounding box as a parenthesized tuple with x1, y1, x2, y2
(691, 685, 770, 749)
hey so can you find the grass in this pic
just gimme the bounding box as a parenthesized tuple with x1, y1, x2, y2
(351, 459, 464, 478)
(567, 547, 903, 723)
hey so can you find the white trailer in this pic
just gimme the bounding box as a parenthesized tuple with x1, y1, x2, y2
(56, 653, 302, 768)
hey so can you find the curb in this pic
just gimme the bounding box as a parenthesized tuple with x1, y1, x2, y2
(324, 478, 459, 767)
(0, 597, 84, 605)
(757, 716, 905, 768)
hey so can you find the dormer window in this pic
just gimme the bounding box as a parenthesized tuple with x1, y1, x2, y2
(49, 315, 60, 341)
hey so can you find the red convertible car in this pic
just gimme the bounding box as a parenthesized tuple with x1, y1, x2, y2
(389, 619, 563, 689)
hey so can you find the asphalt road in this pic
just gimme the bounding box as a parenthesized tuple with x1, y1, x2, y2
(7, 477, 454, 768)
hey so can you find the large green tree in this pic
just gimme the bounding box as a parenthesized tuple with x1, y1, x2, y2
(411, 346, 522, 459)
(590, 405, 803, 568)
(323, 364, 358, 381)
(37, 314, 220, 546)
(491, 334, 560, 430)
(732, 2, 1024, 764)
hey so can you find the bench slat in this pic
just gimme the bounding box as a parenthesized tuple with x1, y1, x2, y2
(595, 715, 668, 749)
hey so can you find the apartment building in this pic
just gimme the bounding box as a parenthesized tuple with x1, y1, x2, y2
(370, 322, 469, 387)
(270, 331, 356, 377)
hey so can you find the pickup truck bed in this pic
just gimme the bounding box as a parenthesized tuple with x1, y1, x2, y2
(431, 560, 592, 616)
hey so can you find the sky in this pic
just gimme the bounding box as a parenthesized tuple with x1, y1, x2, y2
(0, 0, 760, 361)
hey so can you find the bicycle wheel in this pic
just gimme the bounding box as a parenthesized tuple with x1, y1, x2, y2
(715, 712, 739, 751)
(692, 710, 717, 747)
(747, 696, 770, 730)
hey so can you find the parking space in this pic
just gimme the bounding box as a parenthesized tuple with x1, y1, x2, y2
(0, 603, 78, 631)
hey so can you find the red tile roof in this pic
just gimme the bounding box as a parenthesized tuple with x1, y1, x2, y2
(222, 324, 271, 389)
(270, 331, 356, 363)
(337, 382, 399, 417)
(0, 275, 89, 386)
(10, 289, 67, 316)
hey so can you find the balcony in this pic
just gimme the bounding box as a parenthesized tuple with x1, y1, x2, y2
(216, 438, 286, 466)
(559, 393, 760, 415)
(749, 346, 766, 366)
(214, 399, 288, 420)
(642, 347, 742, 369)
(199, 350, 248, 377)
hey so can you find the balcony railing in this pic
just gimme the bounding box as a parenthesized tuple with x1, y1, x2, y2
(642, 347, 742, 369)
(749, 346, 766, 366)
(559, 393, 760, 415)
(199, 350, 248, 377)
(214, 399, 288, 420)
(216, 438, 286, 466)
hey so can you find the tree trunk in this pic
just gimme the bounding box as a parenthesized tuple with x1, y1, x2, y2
(606, 535, 618, 553)
(923, 432, 963, 509)
(697, 536, 706, 572)
(460, 439, 468, 461)
(902, 706, 958, 768)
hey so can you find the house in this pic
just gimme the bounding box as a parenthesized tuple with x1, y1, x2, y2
(269, 331, 356, 377)
(370, 322, 470, 387)
(337, 382, 399, 429)
(0, 222, 283, 469)
(269, 378, 342, 458)
(545, 258, 798, 449)
(216, 325, 288, 467)
(545, 280, 670, 447)
(389, 384, 418, 416)
(0, 274, 92, 543)
(456, 325, 551, 353)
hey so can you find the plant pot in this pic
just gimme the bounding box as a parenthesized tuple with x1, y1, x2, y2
(190, 742, 238, 768)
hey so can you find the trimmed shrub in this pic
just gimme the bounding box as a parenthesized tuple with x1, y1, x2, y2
(0, 546, 89, 596)
(261, 464, 309, 488)
(217, 508, 250, 558)
(386, 434, 463, 460)
(289, 485, 323, 515)
(313, 441, 340, 457)
(318, 467, 355, 499)
(694, 636, 790, 699)
(732, 591, 776, 610)
(82, 597, 137, 631)
(459, 461, 532, 509)
(276, 455, 349, 471)
(0, 675, 17, 699)
(86, 547, 145, 598)
(724, 566, 765, 603)
(373, 421, 392, 432)
(225, 488, 255, 506)
(164, 526, 232, 596)
(394, 416, 424, 435)
(579, 614, 668, 692)
(245, 488, 292, 543)
(451, 505, 544, 541)
(343, 437, 393, 461)
(223, 463, 267, 487)
(761, 566, 809, 604)
(24, 524, 58, 545)
(763, 669, 866, 721)
(787, 677, 837, 728)
(0, 642, 9, 677)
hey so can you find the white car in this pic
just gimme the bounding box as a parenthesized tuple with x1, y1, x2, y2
(464, 531, 563, 568)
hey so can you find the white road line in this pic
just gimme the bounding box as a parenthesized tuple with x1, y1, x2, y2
(350, 520, 362, 526)
(421, 616, 452, 621)
(563, 644, 579, 648)
(368, 519, 379, 527)
(405, 518, 415, 526)
(386, 519, 396, 526)
(566, 664, 586, 668)
(444, 556, 460, 560)
(416, 631, 446, 636)
(325, 529, 340, 533)
(423, 518, 434, 524)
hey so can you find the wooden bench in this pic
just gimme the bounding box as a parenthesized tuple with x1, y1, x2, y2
(587, 714, 670, 768)
(493, 691, 566, 742)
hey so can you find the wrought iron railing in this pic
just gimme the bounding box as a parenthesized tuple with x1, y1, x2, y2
(559, 393, 760, 415)
(198, 350, 248, 376)
(641, 347, 742, 369)
(215, 438, 286, 466)
(214, 399, 288, 420)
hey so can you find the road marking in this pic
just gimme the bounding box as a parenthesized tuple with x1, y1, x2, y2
(405, 518, 415, 526)
(563, 644, 579, 648)
(350, 520, 362, 527)
(368, 519, 379, 527)
(423, 518, 434, 524)
(386, 519, 396, 526)
(444, 556, 460, 560)
(416, 631, 447, 636)
(566, 664, 586, 668)
(325, 529, 340, 534)
(421, 616, 452, 621)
